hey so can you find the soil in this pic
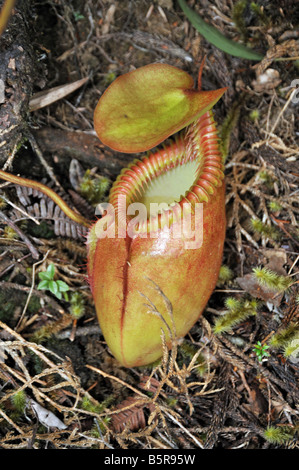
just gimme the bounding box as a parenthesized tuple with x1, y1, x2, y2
(0, 0, 298, 450)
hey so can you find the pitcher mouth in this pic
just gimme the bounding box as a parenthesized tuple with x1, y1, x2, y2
(107, 111, 225, 234)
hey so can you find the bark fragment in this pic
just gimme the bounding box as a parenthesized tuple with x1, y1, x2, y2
(0, 0, 40, 165)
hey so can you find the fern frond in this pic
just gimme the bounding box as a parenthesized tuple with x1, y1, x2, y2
(13, 183, 89, 239)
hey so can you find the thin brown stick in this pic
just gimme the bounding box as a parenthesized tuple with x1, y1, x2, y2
(0, 209, 39, 259)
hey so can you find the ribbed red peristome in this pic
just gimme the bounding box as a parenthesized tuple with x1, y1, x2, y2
(108, 111, 224, 233)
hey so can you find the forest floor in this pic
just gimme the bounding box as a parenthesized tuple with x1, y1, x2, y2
(0, 0, 298, 449)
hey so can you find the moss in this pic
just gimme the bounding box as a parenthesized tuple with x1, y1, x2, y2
(253, 267, 292, 292)
(251, 218, 280, 241)
(69, 292, 85, 320)
(217, 265, 234, 286)
(80, 395, 114, 415)
(232, 0, 249, 40)
(264, 425, 296, 444)
(268, 200, 283, 212)
(11, 390, 27, 414)
(166, 397, 178, 408)
(250, 2, 270, 26)
(3, 226, 18, 239)
(270, 323, 299, 348)
(103, 71, 117, 87)
(90, 416, 111, 436)
(213, 297, 259, 335)
(258, 170, 275, 189)
(248, 109, 260, 122)
(269, 322, 299, 362)
(79, 170, 110, 206)
(283, 338, 299, 361)
(0, 196, 7, 209)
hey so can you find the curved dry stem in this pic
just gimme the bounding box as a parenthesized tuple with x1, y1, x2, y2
(0, 170, 91, 228)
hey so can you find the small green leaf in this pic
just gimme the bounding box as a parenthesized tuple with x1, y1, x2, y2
(178, 0, 263, 61)
(48, 280, 58, 296)
(38, 271, 51, 281)
(56, 280, 70, 292)
(46, 263, 55, 279)
(37, 280, 50, 290)
(39, 264, 55, 281)
(253, 341, 270, 362)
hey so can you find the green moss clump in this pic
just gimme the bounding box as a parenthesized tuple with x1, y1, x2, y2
(250, 2, 270, 26)
(249, 109, 260, 123)
(3, 226, 18, 239)
(213, 297, 259, 335)
(80, 395, 114, 415)
(217, 265, 234, 286)
(11, 390, 27, 414)
(253, 267, 292, 292)
(270, 323, 299, 349)
(258, 170, 275, 188)
(270, 323, 299, 362)
(79, 170, 110, 206)
(264, 425, 296, 444)
(251, 218, 279, 241)
(268, 201, 282, 212)
(69, 292, 85, 320)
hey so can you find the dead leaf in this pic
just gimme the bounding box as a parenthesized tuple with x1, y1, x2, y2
(102, 4, 116, 35)
(262, 249, 288, 276)
(252, 68, 281, 92)
(236, 273, 283, 306)
(29, 77, 89, 112)
(30, 399, 67, 430)
(248, 383, 268, 417)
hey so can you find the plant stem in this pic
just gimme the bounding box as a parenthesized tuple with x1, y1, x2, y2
(0, 170, 91, 228)
(0, 209, 39, 259)
(0, 0, 16, 37)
